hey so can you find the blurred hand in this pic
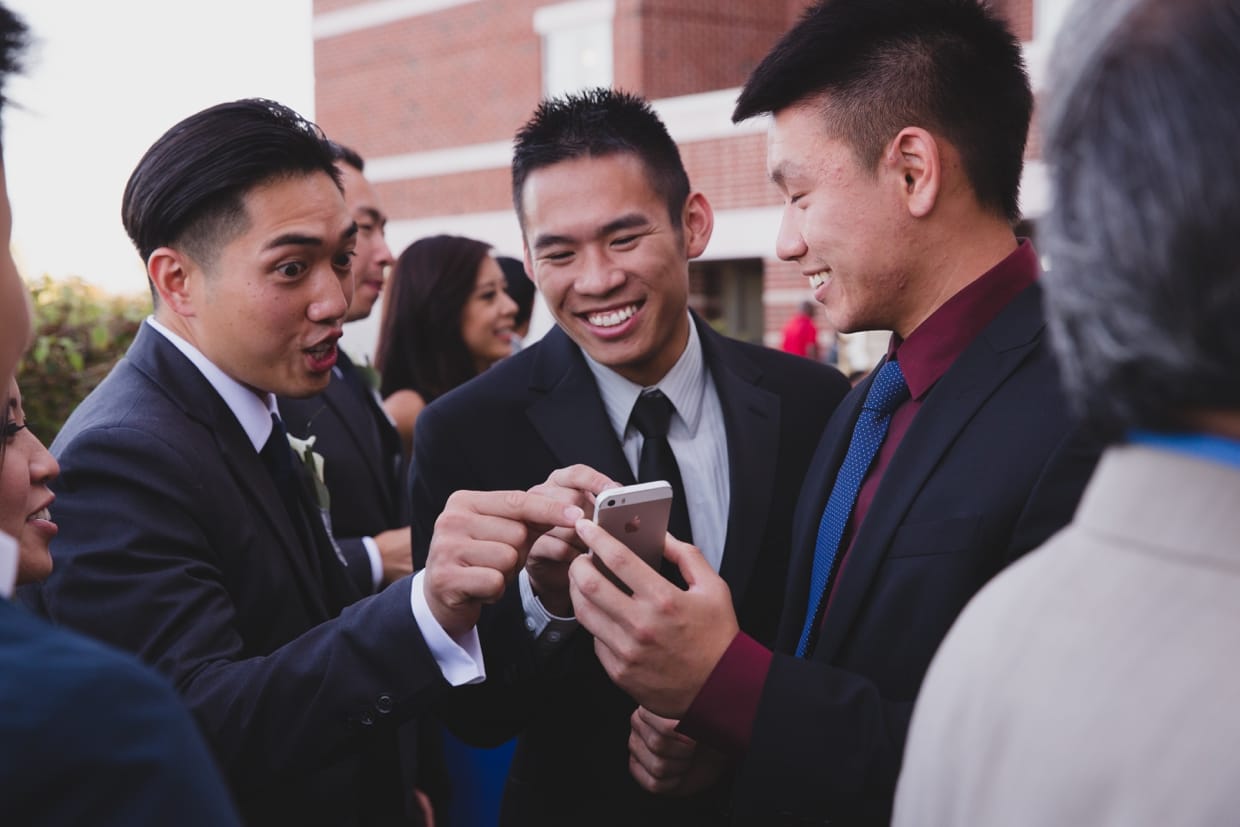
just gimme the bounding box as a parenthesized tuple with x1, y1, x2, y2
(568, 520, 738, 717)
(424, 489, 583, 637)
(525, 464, 617, 616)
(372, 527, 413, 586)
(628, 707, 729, 796)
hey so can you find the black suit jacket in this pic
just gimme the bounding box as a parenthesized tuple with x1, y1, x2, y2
(410, 316, 850, 826)
(281, 351, 406, 596)
(730, 283, 1101, 825)
(33, 324, 448, 827)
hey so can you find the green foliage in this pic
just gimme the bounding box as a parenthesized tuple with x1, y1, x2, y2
(17, 275, 150, 445)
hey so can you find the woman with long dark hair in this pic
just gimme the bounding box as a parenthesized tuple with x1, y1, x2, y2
(375, 234, 518, 454)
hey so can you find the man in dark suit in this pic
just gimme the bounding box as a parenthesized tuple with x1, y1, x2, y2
(410, 88, 850, 825)
(567, 1, 1101, 824)
(33, 98, 584, 827)
(280, 142, 408, 596)
(0, 7, 240, 824)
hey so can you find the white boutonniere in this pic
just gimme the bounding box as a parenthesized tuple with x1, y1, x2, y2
(286, 433, 331, 512)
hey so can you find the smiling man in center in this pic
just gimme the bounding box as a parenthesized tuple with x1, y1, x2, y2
(409, 88, 850, 825)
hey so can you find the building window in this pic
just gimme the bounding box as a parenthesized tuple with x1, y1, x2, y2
(534, 0, 614, 97)
(689, 259, 765, 345)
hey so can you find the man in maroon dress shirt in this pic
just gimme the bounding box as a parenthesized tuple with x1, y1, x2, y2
(565, 0, 1101, 823)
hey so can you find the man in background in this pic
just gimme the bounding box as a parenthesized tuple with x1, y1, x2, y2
(281, 143, 409, 595)
(567, 1, 1099, 822)
(279, 141, 447, 822)
(895, 0, 1240, 823)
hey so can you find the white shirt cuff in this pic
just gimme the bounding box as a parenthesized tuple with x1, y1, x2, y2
(361, 536, 383, 592)
(518, 569, 578, 647)
(409, 569, 486, 686)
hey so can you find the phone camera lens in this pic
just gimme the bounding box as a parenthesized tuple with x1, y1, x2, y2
(607, 499, 615, 507)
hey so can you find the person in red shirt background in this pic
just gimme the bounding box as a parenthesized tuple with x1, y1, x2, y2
(780, 301, 820, 360)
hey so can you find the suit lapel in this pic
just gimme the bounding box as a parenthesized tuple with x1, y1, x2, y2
(699, 322, 782, 606)
(812, 285, 1047, 662)
(320, 375, 400, 521)
(130, 327, 334, 620)
(525, 327, 637, 485)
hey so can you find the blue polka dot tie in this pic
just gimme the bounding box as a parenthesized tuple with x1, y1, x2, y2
(796, 359, 909, 657)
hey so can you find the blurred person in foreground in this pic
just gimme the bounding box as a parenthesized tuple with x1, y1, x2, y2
(375, 234, 517, 456)
(564, 1, 1100, 822)
(30, 96, 579, 826)
(0, 6, 241, 824)
(894, 0, 1240, 823)
(410, 88, 850, 826)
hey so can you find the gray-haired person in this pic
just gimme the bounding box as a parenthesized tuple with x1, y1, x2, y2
(895, 0, 1240, 823)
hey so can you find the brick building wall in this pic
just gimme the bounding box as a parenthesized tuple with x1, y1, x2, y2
(314, 0, 1057, 365)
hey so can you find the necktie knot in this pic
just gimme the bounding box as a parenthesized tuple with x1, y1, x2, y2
(862, 359, 910, 415)
(630, 390, 676, 440)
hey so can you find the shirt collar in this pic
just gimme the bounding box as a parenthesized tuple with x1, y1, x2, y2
(890, 239, 1039, 399)
(1128, 430, 1240, 471)
(0, 530, 16, 599)
(145, 317, 279, 453)
(583, 312, 707, 440)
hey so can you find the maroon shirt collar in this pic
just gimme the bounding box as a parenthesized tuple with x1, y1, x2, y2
(890, 239, 1039, 400)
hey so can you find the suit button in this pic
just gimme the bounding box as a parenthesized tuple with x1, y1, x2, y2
(376, 694, 394, 715)
(359, 711, 375, 727)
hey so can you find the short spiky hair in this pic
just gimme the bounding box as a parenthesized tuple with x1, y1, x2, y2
(511, 88, 690, 229)
(734, 0, 1032, 223)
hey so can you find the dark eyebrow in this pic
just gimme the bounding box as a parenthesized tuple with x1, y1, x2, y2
(531, 212, 652, 253)
(264, 222, 358, 251)
(358, 207, 385, 226)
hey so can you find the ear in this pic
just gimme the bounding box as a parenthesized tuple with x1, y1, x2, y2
(147, 246, 198, 318)
(681, 191, 714, 259)
(887, 127, 940, 218)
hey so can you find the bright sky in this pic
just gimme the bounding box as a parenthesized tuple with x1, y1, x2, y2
(5, 0, 314, 296)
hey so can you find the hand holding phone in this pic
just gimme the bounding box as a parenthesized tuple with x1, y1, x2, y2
(591, 480, 672, 594)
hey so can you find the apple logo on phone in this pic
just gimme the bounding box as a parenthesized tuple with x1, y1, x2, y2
(624, 515, 641, 534)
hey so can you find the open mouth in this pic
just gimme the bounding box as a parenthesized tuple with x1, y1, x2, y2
(305, 339, 338, 359)
(28, 506, 50, 522)
(585, 302, 640, 328)
(807, 271, 828, 289)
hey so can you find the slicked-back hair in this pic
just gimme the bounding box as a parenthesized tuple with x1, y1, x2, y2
(511, 88, 690, 230)
(1041, 0, 1240, 436)
(734, 0, 1032, 223)
(0, 3, 28, 140)
(374, 234, 492, 403)
(122, 99, 341, 273)
(329, 141, 365, 173)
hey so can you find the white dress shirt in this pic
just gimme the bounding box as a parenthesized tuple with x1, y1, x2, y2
(0, 531, 16, 598)
(521, 314, 731, 638)
(146, 318, 484, 686)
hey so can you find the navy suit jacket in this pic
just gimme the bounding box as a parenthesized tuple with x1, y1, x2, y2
(280, 350, 406, 596)
(0, 598, 241, 825)
(32, 324, 448, 827)
(731, 283, 1101, 825)
(410, 316, 851, 826)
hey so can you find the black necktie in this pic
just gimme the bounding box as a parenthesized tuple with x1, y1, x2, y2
(260, 413, 304, 527)
(630, 390, 694, 547)
(260, 413, 356, 613)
